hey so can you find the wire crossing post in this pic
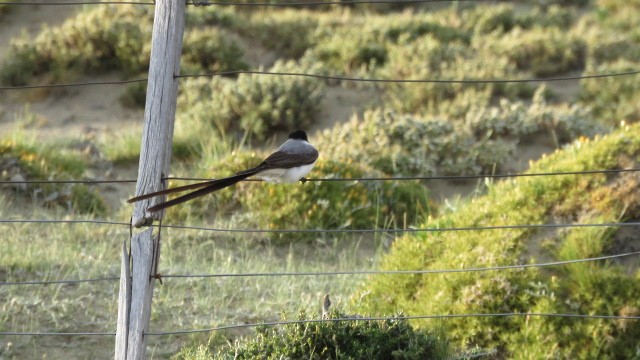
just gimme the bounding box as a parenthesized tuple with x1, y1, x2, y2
(115, 1, 185, 359)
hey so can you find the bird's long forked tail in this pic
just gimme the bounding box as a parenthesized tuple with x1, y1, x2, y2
(128, 170, 258, 212)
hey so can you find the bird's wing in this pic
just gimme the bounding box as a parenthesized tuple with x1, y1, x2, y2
(256, 147, 319, 170)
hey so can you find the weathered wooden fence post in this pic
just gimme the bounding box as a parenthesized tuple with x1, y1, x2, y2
(115, 1, 185, 359)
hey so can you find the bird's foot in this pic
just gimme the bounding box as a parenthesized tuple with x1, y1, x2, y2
(299, 177, 308, 184)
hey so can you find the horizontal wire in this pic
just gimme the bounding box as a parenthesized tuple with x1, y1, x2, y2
(449, 350, 497, 360)
(3, 251, 637, 286)
(0, 331, 115, 336)
(0, 179, 136, 184)
(188, 0, 493, 6)
(2, 168, 638, 185)
(0, 0, 489, 5)
(176, 69, 640, 83)
(0, 1, 152, 4)
(160, 251, 640, 279)
(146, 313, 640, 335)
(1, 69, 638, 91)
(158, 221, 640, 234)
(0, 219, 130, 226)
(165, 168, 640, 182)
(0, 277, 119, 286)
(0, 78, 147, 91)
(5, 311, 638, 337)
(0, 219, 638, 234)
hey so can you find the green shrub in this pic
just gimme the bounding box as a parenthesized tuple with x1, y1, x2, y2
(580, 60, 640, 124)
(174, 310, 450, 360)
(320, 93, 602, 178)
(161, 151, 430, 240)
(382, 34, 531, 114)
(305, 12, 469, 75)
(239, 159, 430, 239)
(0, 5, 153, 86)
(308, 28, 387, 74)
(119, 81, 147, 108)
(179, 60, 325, 140)
(466, 87, 604, 143)
(181, 28, 249, 74)
(317, 109, 512, 177)
(357, 124, 640, 358)
(0, 137, 106, 215)
(235, 9, 319, 58)
(462, 4, 575, 33)
(487, 27, 586, 76)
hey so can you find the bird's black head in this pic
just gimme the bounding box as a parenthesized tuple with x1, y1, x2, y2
(288, 130, 308, 141)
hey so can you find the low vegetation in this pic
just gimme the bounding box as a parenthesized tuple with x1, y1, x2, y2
(175, 310, 450, 360)
(2, 0, 640, 358)
(0, 129, 106, 215)
(357, 124, 640, 359)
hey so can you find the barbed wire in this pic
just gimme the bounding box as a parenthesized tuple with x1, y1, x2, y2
(1, 167, 638, 185)
(3, 250, 637, 286)
(2, 312, 637, 337)
(1, 218, 637, 234)
(145, 313, 640, 335)
(1, 69, 639, 91)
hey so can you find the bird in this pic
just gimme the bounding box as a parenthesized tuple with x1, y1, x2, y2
(128, 129, 318, 212)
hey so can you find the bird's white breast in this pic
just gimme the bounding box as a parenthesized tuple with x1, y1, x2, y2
(259, 162, 316, 183)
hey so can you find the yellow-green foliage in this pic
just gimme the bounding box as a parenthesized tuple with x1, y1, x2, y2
(576, 1, 640, 123)
(381, 34, 531, 114)
(487, 27, 586, 76)
(181, 28, 249, 74)
(0, 138, 106, 215)
(317, 94, 602, 177)
(237, 9, 319, 58)
(304, 12, 469, 74)
(0, 5, 153, 86)
(160, 151, 430, 240)
(580, 60, 640, 124)
(462, 4, 576, 33)
(356, 124, 640, 358)
(239, 159, 429, 239)
(195, 310, 450, 360)
(0, 5, 248, 86)
(179, 60, 326, 141)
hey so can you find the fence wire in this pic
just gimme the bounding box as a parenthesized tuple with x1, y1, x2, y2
(3, 250, 638, 286)
(146, 313, 640, 335)
(1, 167, 638, 185)
(2, 312, 638, 337)
(1, 69, 639, 91)
(188, 0, 498, 6)
(1, 219, 638, 234)
(0, 0, 502, 6)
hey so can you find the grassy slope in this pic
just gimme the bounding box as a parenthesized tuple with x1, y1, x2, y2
(357, 124, 640, 358)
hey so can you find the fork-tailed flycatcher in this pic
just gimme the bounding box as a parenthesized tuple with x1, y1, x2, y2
(128, 129, 318, 212)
